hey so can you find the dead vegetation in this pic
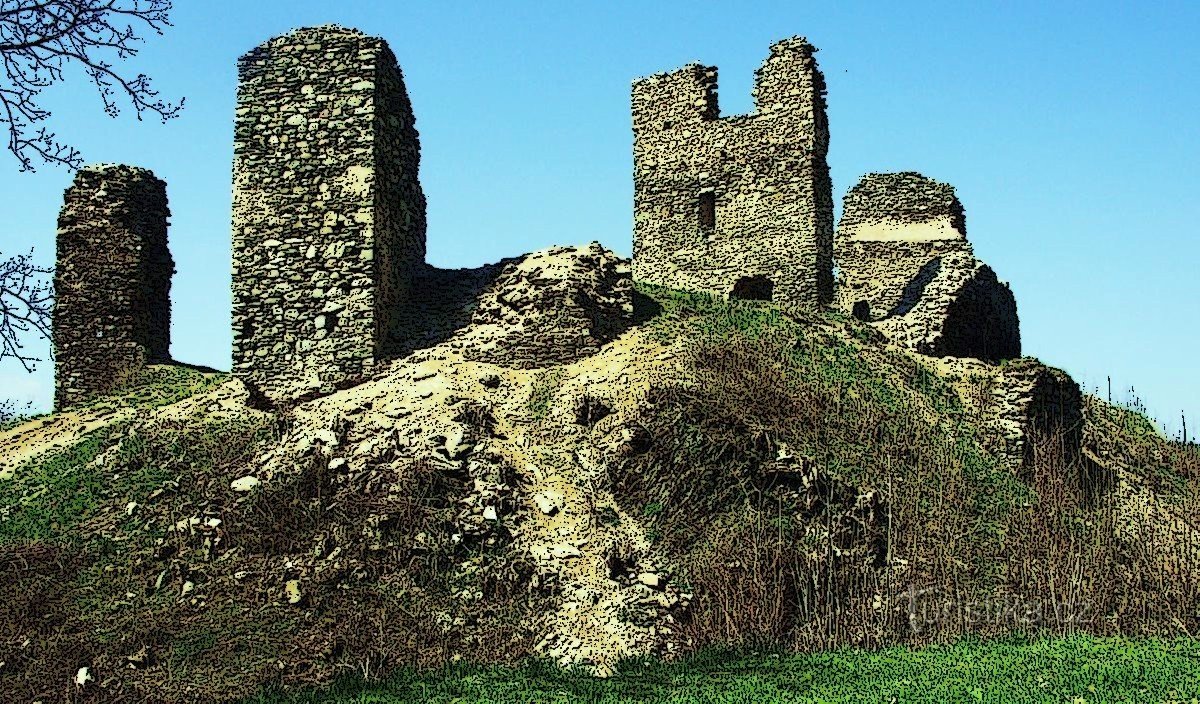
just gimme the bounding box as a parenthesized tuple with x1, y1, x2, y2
(0, 283, 1196, 701)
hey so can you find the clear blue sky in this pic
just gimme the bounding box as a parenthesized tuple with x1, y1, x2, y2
(2, 1, 1197, 439)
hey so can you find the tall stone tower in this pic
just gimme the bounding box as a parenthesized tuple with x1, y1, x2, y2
(53, 164, 173, 410)
(231, 25, 426, 403)
(631, 37, 834, 308)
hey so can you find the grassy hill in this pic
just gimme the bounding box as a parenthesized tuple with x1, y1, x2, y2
(0, 283, 1196, 702)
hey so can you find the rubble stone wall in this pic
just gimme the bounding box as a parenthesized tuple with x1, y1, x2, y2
(835, 172, 1020, 362)
(53, 164, 173, 410)
(937, 357, 1085, 477)
(631, 37, 834, 309)
(230, 25, 426, 404)
(835, 172, 972, 318)
(987, 359, 1085, 475)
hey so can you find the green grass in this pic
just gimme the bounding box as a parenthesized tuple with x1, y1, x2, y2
(528, 368, 566, 421)
(0, 423, 125, 547)
(0, 364, 229, 548)
(76, 364, 225, 413)
(0, 411, 272, 551)
(241, 633, 1200, 703)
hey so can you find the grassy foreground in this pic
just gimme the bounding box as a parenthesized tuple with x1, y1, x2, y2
(243, 633, 1200, 704)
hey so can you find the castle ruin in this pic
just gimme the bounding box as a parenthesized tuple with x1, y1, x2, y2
(230, 26, 426, 404)
(49, 31, 1034, 419)
(631, 37, 834, 309)
(53, 164, 173, 410)
(834, 172, 1021, 362)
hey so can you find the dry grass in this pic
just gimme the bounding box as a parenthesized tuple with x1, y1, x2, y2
(2, 284, 1198, 702)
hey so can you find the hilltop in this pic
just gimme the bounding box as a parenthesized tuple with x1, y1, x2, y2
(0, 245, 1197, 702)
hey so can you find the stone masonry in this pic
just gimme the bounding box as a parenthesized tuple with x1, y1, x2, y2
(53, 164, 174, 410)
(835, 172, 1020, 362)
(231, 25, 426, 404)
(938, 356, 1086, 478)
(631, 37, 834, 309)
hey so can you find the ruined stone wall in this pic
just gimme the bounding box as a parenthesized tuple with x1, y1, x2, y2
(53, 164, 173, 409)
(631, 37, 833, 309)
(231, 25, 426, 404)
(835, 172, 971, 318)
(937, 357, 1085, 477)
(835, 172, 1020, 362)
(985, 360, 1084, 476)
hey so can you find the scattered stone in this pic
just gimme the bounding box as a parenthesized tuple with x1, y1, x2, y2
(550, 543, 582, 559)
(534, 490, 564, 516)
(443, 427, 473, 460)
(125, 645, 152, 669)
(74, 666, 93, 687)
(230, 476, 261, 492)
(637, 572, 664, 590)
(285, 579, 302, 604)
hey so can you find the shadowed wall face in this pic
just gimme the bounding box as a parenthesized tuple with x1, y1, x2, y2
(53, 164, 173, 410)
(231, 25, 426, 404)
(631, 37, 834, 309)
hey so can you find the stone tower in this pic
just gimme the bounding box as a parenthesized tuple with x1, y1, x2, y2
(835, 172, 1020, 362)
(53, 164, 173, 409)
(631, 37, 834, 308)
(231, 25, 426, 403)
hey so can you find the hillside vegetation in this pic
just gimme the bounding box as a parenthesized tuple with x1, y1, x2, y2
(0, 283, 1197, 703)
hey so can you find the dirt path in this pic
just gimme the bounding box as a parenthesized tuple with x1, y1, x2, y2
(0, 379, 256, 481)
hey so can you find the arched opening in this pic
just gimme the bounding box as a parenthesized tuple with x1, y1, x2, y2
(851, 300, 872, 321)
(730, 275, 773, 301)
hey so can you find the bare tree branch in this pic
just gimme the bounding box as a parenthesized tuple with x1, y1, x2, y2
(0, 248, 53, 372)
(0, 0, 184, 172)
(0, 396, 34, 423)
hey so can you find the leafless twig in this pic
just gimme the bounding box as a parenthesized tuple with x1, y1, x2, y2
(0, 247, 53, 372)
(0, 0, 184, 172)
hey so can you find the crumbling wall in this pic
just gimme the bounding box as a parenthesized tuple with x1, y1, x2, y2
(937, 357, 1085, 477)
(53, 164, 173, 410)
(452, 243, 634, 369)
(631, 37, 834, 309)
(835, 172, 1020, 362)
(988, 359, 1084, 474)
(230, 25, 426, 404)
